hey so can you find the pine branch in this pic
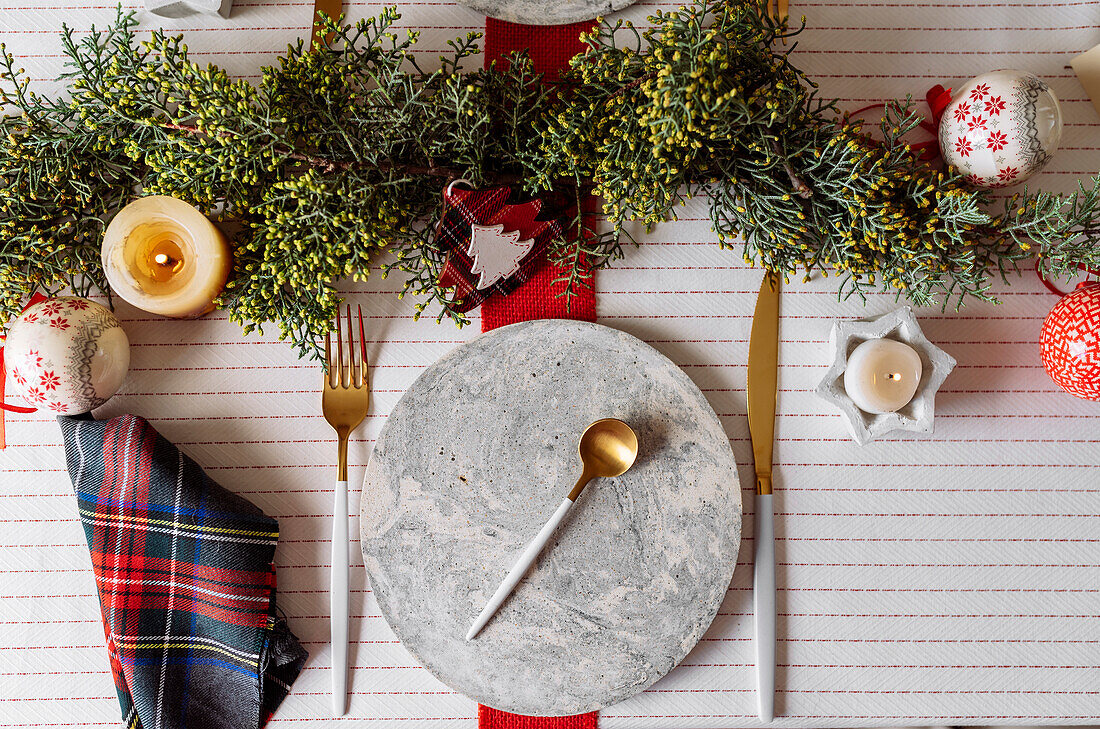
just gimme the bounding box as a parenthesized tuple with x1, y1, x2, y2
(159, 121, 464, 179)
(1, 0, 1099, 362)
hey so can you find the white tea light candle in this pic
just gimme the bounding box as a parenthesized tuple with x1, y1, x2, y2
(816, 307, 956, 444)
(102, 196, 231, 318)
(843, 338, 923, 414)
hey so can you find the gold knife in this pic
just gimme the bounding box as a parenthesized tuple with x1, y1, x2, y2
(747, 270, 780, 722)
(310, 0, 341, 49)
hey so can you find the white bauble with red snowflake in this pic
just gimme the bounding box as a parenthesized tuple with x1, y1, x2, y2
(1040, 282, 1100, 401)
(4, 297, 129, 415)
(939, 70, 1062, 188)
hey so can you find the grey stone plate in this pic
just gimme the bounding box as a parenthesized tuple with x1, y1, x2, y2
(360, 319, 741, 716)
(461, 0, 635, 26)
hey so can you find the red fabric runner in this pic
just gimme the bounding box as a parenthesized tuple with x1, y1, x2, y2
(480, 17, 597, 331)
(477, 15, 598, 729)
(479, 705, 597, 729)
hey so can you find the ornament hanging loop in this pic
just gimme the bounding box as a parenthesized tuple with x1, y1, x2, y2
(845, 86, 949, 163)
(445, 178, 475, 198)
(1036, 263, 1100, 297)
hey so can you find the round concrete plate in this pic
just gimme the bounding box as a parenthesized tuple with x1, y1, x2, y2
(360, 319, 741, 716)
(460, 0, 635, 26)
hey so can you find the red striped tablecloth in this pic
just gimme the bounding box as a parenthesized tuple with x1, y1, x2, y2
(1, 1, 1099, 727)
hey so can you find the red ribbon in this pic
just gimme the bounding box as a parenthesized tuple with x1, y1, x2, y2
(0, 292, 47, 449)
(925, 84, 953, 126)
(848, 84, 953, 162)
(1036, 264, 1100, 297)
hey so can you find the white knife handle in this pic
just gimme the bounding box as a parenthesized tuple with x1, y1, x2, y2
(754, 492, 775, 722)
(466, 498, 574, 641)
(331, 479, 349, 716)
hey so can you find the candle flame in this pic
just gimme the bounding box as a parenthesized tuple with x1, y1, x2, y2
(140, 237, 185, 283)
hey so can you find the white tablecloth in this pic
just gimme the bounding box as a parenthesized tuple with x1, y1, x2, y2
(2, 1, 1099, 727)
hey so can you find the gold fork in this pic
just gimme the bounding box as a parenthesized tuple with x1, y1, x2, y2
(766, 0, 788, 45)
(322, 304, 369, 717)
(770, 0, 787, 44)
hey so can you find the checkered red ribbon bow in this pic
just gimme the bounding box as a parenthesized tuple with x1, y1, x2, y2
(436, 185, 563, 313)
(58, 413, 307, 729)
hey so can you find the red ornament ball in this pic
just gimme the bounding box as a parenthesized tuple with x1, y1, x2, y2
(1040, 282, 1100, 400)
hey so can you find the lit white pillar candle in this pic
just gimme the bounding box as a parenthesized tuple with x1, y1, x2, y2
(843, 338, 923, 414)
(101, 196, 231, 318)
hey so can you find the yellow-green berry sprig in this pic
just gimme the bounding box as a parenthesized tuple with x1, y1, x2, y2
(2, 1, 1100, 360)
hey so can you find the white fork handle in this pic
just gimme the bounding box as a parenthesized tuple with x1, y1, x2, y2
(331, 479, 349, 716)
(754, 492, 775, 722)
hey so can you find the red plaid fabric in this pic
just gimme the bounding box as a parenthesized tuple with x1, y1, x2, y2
(436, 185, 563, 313)
(59, 413, 307, 729)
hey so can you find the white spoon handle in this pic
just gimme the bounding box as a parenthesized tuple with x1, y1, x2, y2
(466, 498, 573, 641)
(754, 492, 775, 722)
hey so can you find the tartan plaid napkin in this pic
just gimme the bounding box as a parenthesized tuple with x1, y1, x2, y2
(58, 413, 307, 729)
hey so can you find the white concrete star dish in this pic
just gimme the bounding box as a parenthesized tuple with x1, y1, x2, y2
(816, 307, 957, 445)
(145, 0, 232, 18)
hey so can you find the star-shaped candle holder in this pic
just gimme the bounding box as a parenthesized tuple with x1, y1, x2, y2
(145, 0, 232, 18)
(815, 307, 957, 445)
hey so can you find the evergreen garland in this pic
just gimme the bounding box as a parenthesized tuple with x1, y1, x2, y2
(1, 0, 1098, 359)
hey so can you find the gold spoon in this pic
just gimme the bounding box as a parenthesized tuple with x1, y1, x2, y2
(465, 418, 639, 641)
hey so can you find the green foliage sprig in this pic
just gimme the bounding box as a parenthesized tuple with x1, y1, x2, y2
(1, 0, 1098, 359)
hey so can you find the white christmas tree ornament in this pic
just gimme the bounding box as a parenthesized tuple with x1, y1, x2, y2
(467, 224, 536, 289)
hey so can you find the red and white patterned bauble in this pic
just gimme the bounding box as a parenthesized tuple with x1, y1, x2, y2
(938, 70, 1062, 189)
(1039, 282, 1100, 401)
(4, 297, 130, 414)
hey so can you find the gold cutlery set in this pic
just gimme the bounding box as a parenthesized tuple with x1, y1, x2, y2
(311, 2, 783, 719)
(320, 276, 781, 718)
